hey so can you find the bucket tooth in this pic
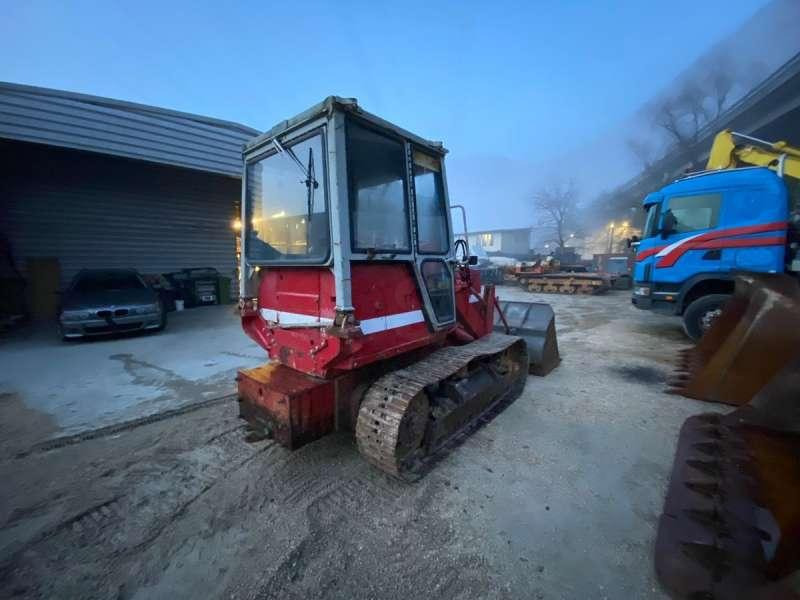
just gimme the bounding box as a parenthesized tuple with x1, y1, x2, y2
(679, 542, 731, 576)
(686, 459, 723, 477)
(682, 509, 731, 537)
(684, 481, 722, 499)
(691, 442, 723, 457)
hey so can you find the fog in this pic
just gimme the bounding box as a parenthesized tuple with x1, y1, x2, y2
(450, 0, 800, 236)
(1, 0, 798, 243)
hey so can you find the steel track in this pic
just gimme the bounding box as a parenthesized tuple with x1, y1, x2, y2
(355, 333, 528, 481)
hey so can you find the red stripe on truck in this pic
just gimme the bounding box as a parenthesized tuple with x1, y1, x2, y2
(656, 234, 786, 268)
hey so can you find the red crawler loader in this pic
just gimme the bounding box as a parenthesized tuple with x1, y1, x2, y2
(237, 97, 558, 480)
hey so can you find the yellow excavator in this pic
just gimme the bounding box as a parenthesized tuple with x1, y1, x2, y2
(707, 129, 800, 204)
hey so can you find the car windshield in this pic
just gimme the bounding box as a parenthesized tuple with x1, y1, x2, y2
(74, 272, 146, 293)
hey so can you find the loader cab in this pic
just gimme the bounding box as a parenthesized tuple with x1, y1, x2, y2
(241, 97, 456, 341)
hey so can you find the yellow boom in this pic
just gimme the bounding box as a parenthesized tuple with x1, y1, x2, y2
(707, 130, 800, 181)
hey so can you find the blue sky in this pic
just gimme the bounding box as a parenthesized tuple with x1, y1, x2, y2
(0, 0, 775, 228)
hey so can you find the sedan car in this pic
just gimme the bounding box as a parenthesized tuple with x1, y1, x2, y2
(59, 269, 166, 340)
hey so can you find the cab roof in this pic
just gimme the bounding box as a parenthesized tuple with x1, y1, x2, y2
(643, 166, 785, 206)
(243, 96, 447, 156)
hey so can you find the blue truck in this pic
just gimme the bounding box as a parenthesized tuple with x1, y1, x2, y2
(631, 131, 799, 340)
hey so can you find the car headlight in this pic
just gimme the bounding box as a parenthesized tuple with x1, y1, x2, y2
(634, 286, 651, 296)
(61, 310, 92, 321)
(132, 303, 159, 315)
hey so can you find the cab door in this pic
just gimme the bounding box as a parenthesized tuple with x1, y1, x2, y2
(655, 192, 724, 282)
(409, 147, 456, 329)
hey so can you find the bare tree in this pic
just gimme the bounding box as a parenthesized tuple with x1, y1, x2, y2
(626, 137, 657, 170)
(705, 60, 735, 119)
(649, 51, 742, 150)
(533, 180, 579, 253)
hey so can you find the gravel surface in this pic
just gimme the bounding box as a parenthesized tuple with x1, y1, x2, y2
(0, 289, 723, 599)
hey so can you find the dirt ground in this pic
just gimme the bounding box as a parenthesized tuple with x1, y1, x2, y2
(0, 289, 723, 599)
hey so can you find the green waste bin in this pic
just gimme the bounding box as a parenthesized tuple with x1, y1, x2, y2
(218, 276, 232, 304)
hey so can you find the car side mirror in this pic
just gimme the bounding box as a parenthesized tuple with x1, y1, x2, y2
(468, 255, 478, 266)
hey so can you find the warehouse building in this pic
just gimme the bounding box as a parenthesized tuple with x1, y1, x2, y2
(465, 227, 533, 259)
(0, 82, 258, 319)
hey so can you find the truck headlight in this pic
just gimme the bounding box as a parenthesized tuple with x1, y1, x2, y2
(61, 310, 92, 321)
(634, 286, 651, 296)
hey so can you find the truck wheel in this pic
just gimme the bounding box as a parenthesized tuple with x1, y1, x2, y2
(682, 294, 731, 342)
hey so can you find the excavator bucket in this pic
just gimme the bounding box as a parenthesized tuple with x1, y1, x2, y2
(655, 356, 800, 599)
(667, 273, 800, 406)
(493, 300, 560, 376)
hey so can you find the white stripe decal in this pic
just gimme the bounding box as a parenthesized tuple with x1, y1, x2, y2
(359, 310, 425, 335)
(655, 232, 703, 257)
(259, 307, 425, 334)
(259, 308, 334, 327)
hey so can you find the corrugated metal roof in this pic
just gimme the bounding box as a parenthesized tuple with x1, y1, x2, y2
(0, 82, 259, 177)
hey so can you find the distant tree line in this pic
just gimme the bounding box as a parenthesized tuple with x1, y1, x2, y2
(626, 51, 768, 170)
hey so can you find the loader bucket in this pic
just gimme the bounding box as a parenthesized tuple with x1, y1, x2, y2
(493, 300, 560, 376)
(668, 274, 800, 406)
(655, 356, 800, 599)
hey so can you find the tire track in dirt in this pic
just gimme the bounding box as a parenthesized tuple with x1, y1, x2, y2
(0, 421, 271, 598)
(13, 394, 237, 459)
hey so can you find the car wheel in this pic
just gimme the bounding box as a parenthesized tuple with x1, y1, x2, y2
(682, 294, 731, 342)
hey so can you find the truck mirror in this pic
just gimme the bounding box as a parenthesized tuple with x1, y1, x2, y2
(468, 255, 479, 266)
(660, 210, 677, 239)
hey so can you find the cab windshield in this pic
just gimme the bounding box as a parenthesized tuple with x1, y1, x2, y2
(245, 132, 329, 263)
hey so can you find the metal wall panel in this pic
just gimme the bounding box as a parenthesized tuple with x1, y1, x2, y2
(0, 82, 258, 177)
(1, 141, 239, 287)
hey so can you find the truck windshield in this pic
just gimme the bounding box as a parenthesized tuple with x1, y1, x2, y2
(245, 132, 329, 263)
(643, 203, 661, 238)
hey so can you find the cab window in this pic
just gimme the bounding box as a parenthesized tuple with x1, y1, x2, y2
(347, 121, 410, 253)
(413, 150, 449, 254)
(245, 132, 329, 263)
(643, 203, 661, 238)
(666, 193, 721, 233)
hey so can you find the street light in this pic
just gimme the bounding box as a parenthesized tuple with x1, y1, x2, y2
(607, 221, 616, 253)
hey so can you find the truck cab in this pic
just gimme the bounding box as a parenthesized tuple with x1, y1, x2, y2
(632, 167, 790, 339)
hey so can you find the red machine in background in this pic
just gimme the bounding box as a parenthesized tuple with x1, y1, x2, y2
(237, 97, 559, 479)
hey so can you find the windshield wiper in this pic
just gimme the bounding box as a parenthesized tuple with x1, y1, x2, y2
(272, 139, 319, 222)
